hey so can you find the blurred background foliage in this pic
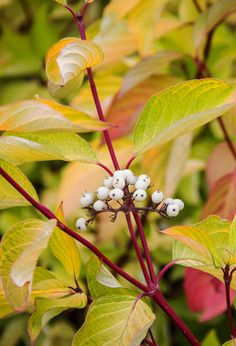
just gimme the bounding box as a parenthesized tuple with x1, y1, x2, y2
(0, 0, 236, 345)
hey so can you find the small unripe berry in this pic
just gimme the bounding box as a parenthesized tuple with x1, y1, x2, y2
(173, 199, 184, 211)
(138, 174, 151, 186)
(109, 188, 124, 200)
(166, 204, 179, 217)
(135, 179, 149, 190)
(112, 176, 126, 189)
(96, 186, 110, 200)
(151, 190, 164, 204)
(133, 189, 147, 201)
(93, 200, 107, 212)
(104, 176, 113, 188)
(113, 170, 126, 180)
(80, 192, 93, 207)
(76, 217, 87, 231)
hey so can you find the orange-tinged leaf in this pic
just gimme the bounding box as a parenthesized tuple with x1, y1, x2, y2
(46, 38, 103, 96)
(0, 96, 113, 133)
(106, 75, 180, 140)
(206, 142, 236, 190)
(104, 0, 141, 21)
(202, 170, 236, 221)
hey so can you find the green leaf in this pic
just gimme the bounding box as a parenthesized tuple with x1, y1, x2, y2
(193, 0, 236, 50)
(134, 79, 236, 154)
(50, 203, 81, 280)
(222, 340, 236, 346)
(28, 293, 87, 342)
(0, 96, 112, 133)
(0, 132, 97, 165)
(0, 285, 15, 318)
(0, 219, 56, 310)
(162, 215, 236, 289)
(202, 330, 220, 346)
(72, 295, 155, 346)
(0, 159, 39, 209)
(87, 256, 137, 299)
(46, 38, 103, 97)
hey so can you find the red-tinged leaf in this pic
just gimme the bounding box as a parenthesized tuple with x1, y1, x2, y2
(202, 169, 236, 221)
(106, 75, 180, 140)
(206, 142, 236, 190)
(184, 268, 236, 322)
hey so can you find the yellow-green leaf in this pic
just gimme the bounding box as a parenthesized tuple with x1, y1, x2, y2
(162, 215, 236, 289)
(0, 159, 39, 209)
(0, 96, 112, 133)
(28, 293, 87, 342)
(50, 203, 81, 280)
(222, 340, 236, 346)
(54, 0, 67, 5)
(134, 79, 236, 154)
(193, 0, 236, 50)
(46, 38, 103, 97)
(72, 295, 155, 346)
(0, 219, 56, 310)
(0, 132, 97, 164)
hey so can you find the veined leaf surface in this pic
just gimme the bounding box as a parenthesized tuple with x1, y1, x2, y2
(46, 38, 103, 97)
(0, 96, 112, 133)
(0, 219, 56, 310)
(134, 79, 236, 154)
(0, 132, 97, 164)
(0, 159, 39, 209)
(72, 295, 155, 346)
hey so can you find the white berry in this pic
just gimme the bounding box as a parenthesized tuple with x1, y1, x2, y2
(113, 170, 126, 180)
(112, 176, 126, 189)
(166, 204, 179, 217)
(138, 174, 151, 186)
(173, 199, 184, 211)
(133, 189, 147, 202)
(135, 179, 149, 190)
(104, 176, 113, 188)
(96, 186, 110, 200)
(151, 190, 164, 204)
(93, 200, 107, 212)
(163, 198, 174, 205)
(124, 169, 137, 185)
(80, 192, 93, 207)
(109, 188, 124, 200)
(76, 218, 87, 231)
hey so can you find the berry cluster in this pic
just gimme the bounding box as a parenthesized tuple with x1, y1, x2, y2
(75, 169, 184, 231)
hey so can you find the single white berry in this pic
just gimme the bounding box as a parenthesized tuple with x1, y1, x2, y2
(113, 170, 126, 180)
(93, 200, 107, 212)
(80, 192, 93, 207)
(138, 174, 151, 186)
(96, 186, 110, 200)
(151, 190, 164, 204)
(133, 189, 147, 202)
(124, 169, 137, 185)
(109, 188, 124, 200)
(163, 198, 174, 205)
(112, 176, 126, 189)
(135, 179, 149, 190)
(76, 217, 87, 231)
(166, 204, 179, 217)
(104, 176, 113, 188)
(173, 199, 184, 211)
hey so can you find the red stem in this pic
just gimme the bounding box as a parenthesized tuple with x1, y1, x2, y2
(0, 167, 146, 292)
(126, 155, 137, 169)
(224, 266, 236, 338)
(126, 213, 152, 285)
(96, 162, 113, 176)
(133, 212, 157, 283)
(153, 292, 200, 345)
